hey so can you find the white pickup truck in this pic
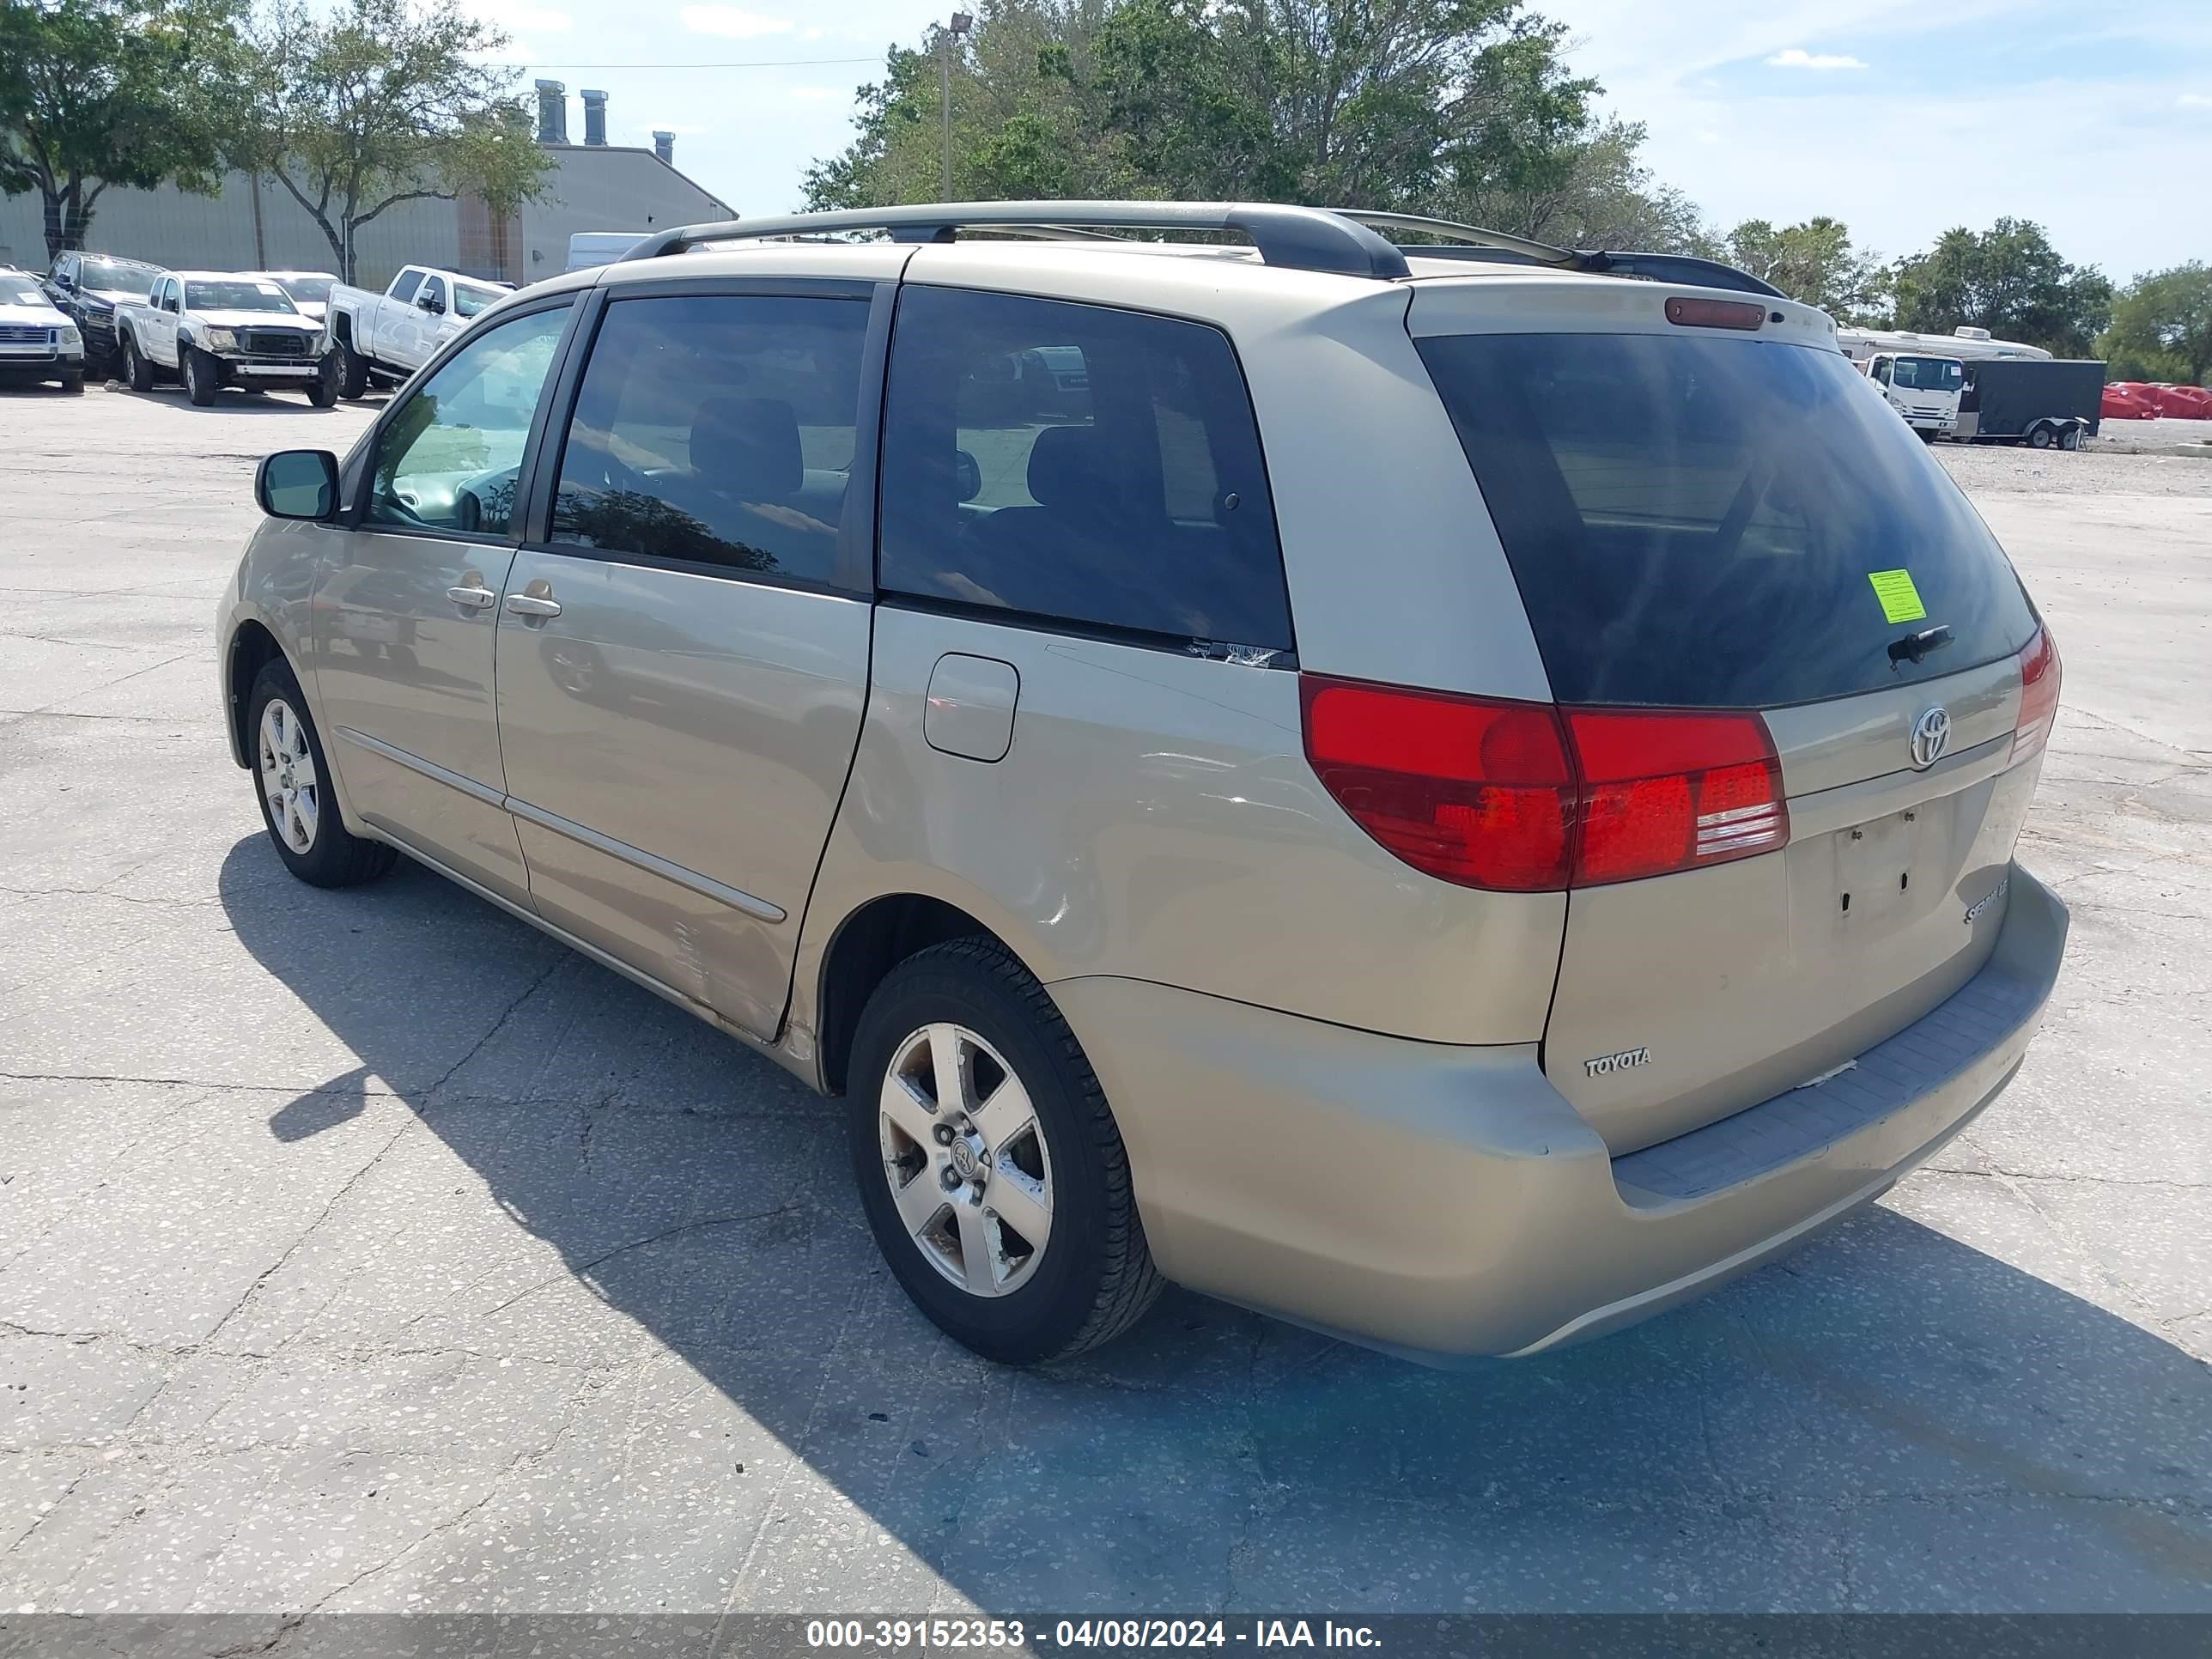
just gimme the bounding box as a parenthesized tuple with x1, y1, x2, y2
(113, 270, 336, 406)
(324, 264, 513, 398)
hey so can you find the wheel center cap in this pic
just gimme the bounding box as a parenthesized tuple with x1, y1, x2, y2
(947, 1138, 981, 1182)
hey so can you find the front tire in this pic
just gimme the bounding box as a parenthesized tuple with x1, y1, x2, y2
(848, 939, 1164, 1365)
(122, 336, 154, 392)
(184, 346, 218, 406)
(335, 336, 369, 400)
(2028, 424, 2055, 450)
(247, 659, 397, 889)
(307, 356, 339, 408)
(59, 368, 84, 394)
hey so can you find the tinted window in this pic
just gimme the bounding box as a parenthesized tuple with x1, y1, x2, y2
(550, 293, 867, 585)
(879, 286, 1290, 651)
(419, 276, 448, 312)
(1418, 332, 2037, 707)
(368, 305, 568, 536)
(389, 270, 423, 304)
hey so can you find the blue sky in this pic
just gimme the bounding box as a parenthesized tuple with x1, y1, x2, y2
(479, 0, 2212, 282)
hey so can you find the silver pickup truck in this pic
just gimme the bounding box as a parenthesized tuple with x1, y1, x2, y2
(114, 271, 336, 407)
(323, 264, 513, 398)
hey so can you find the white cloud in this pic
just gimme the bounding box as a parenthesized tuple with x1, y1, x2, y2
(786, 86, 842, 104)
(2180, 93, 2212, 108)
(680, 6, 793, 38)
(1765, 47, 1870, 70)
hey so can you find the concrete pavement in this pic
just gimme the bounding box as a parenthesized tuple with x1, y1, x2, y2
(1, 384, 2207, 1624)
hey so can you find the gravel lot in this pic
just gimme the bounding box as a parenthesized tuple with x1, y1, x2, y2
(2, 383, 2208, 1628)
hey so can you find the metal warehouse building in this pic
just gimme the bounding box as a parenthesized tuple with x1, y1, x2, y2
(0, 86, 730, 287)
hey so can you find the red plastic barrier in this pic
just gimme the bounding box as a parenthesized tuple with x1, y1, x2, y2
(2144, 384, 2212, 418)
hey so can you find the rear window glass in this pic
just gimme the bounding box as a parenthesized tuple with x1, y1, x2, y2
(1418, 332, 2037, 707)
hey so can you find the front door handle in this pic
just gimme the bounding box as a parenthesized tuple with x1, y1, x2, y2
(504, 592, 561, 618)
(446, 585, 495, 610)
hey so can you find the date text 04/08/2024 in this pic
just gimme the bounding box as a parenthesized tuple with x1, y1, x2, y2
(804, 1620, 1384, 1650)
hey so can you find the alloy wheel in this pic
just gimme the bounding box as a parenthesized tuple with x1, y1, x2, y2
(258, 697, 319, 854)
(878, 1022, 1054, 1297)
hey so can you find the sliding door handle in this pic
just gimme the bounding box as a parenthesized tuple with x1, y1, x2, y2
(503, 592, 562, 618)
(445, 585, 495, 610)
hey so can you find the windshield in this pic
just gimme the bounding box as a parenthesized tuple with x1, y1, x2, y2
(1892, 356, 1965, 392)
(186, 280, 299, 313)
(274, 275, 333, 303)
(0, 276, 49, 306)
(1417, 331, 2037, 707)
(453, 282, 504, 319)
(80, 258, 161, 296)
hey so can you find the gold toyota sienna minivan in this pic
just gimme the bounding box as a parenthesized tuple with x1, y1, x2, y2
(219, 204, 2069, 1367)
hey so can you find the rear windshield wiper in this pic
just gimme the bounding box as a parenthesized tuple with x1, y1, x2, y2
(1888, 624, 1954, 665)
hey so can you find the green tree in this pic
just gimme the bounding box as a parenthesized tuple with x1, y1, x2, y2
(1891, 218, 2112, 356)
(229, 0, 550, 282)
(2099, 263, 2212, 385)
(1723, 216, 1888, 322)
(802, 0, 1700, 252)
(0, 0, 241, 260)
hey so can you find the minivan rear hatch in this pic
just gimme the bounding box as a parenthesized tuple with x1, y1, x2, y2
(1411, 282, 2053, 1155)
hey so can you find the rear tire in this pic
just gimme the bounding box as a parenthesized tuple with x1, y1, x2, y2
(2058, 426, 2082, 452)
(184, 346, 218, 406)
(848, 939, 1164, 1365)
(335, 336, 369, 400)
(122, 335, 154, 393)
(246, 659, 398, 889)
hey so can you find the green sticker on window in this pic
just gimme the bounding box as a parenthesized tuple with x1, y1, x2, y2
(1868, 568, 1927, 625)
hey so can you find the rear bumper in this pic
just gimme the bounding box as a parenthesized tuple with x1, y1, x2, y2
(1053, 862, 2067, 1362)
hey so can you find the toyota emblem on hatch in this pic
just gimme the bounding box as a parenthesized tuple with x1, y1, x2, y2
(1910, 706, 1952, 770)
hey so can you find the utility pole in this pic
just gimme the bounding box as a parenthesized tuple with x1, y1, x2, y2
(940, 11, 972, 201)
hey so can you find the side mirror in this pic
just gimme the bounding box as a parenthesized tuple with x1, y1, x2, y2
(418, 293, 444, 314)
(953, 448, 981, 503)
(257, 449, 340, 521)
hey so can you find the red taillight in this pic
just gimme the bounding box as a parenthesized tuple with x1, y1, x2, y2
(1300, 677, 1789, 891)
(2011, 627, 2061, 764)
(1300, 678, 1573, 890)
(1565, 708, 1789, 884)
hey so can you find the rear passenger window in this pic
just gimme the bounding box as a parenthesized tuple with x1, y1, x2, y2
(389, 270, 423, 304)
(550, 293, 868, 585)
(879, 286, 1291, 651)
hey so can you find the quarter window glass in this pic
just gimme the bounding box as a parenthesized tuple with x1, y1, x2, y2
(879, 286, 1291, 650)
(389, 270, 423, 304)
(550, 293, 868, 585)
(367, 305, 568, 537)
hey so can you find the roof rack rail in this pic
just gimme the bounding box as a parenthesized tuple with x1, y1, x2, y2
(1330, 209, 1787, 300)
(621, 201, 1413, 280)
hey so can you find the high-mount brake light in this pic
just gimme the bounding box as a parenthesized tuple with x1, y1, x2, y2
(1300, 677, 1790, 891)
(1664, 295, 1767, 331)
(2011, 627, 2062, 765)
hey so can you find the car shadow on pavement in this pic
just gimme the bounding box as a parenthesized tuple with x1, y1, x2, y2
(217, 836, 2212, 1611)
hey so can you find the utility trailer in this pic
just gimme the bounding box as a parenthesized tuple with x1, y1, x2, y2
(1956, 359, 2106, 449)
